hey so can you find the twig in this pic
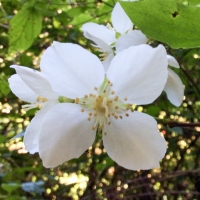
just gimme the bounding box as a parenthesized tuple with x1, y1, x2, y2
(155, 117, 200, 128)
(101, 0, 113, 8)
(73, 11, 112, 27)
(168, 121, 200, 128)
(0, 23, 9, 29)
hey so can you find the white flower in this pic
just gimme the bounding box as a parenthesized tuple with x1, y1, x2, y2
(8, 66, 59, 154)
(82, 2, 148, 69)
(36, 41, 168, 170)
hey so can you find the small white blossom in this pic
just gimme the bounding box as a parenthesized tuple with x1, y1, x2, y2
(82, 2, 148, 69)
(8, 66, 59, 154)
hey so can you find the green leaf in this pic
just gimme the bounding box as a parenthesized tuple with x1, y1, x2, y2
(189, 0, 200, 5)
(19, 53, 33, 67)
(71, 12, 95, 26)
(0, 75, 10, 96)
(5, 196, 24, 200)
(52, 18, 61, 28)
(9, 6, 42, 52)
(121, 0, 200, 48)
(0, 135, 6, 143)
(67, 7, 86, 18)
(145, 106, 161, 117)
(1, 183, 21, 194)
(0, 81, 10, 96)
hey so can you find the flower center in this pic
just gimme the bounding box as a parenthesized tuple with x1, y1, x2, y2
(95, 96, 109, 117)
(76, 77, 133, 135)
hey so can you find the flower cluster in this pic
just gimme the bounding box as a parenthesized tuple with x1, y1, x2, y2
(9, 3, 184, 170)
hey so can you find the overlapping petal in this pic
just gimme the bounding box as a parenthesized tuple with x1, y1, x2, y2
(111, 2, 133, 35)
(10, 65, 58, 100)
(8, 74, 38, 103)
(85, 31, 113, 54)
(24, 101, 58, 154)
(167, 55, 180, 68)
(39, 103, 96, 168)
(103, 111, 166, 170)
(107, 44, 168, 105)
(164, 68, 184, 106)
(82, 22, 116, 45)
(40, 42, 104, 99)
(116, 30, 148, 53)
(82, 32, 114, 71)
(102, 53, 115, 72)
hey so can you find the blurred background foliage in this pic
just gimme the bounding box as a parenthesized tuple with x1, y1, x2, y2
(0, 0, 200, 199)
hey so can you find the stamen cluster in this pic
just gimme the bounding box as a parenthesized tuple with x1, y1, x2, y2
(22, 96, 48, 111)
(74, 78, 133, 135)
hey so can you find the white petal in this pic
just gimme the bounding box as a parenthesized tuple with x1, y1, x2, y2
(39, 103, 96, 168)
(8, 74, 38, 103)
(103, 111, 166, 170)
(167, 55, 180, 68)
(102, 53, 114, 72)
(85, 31, 113, 53)
(40, 42, 105, 99)
(11, 65, 57, 100)
(116, 30, 148, 53)
(164, 68, 184, 106)
(24, 101, 58, 154)
(112, 2, 133, 35)
(82, 22, 116, 45)
(107, 44, 168, 105)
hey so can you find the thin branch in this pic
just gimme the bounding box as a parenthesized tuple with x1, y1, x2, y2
(0, 23, 8, 29)
(168, 121, 200, 128)
(101, 0, 113, 8)
(73, 11, 112, 27)
(36, 1, 101, 6)
(155, 117, 200, 128)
